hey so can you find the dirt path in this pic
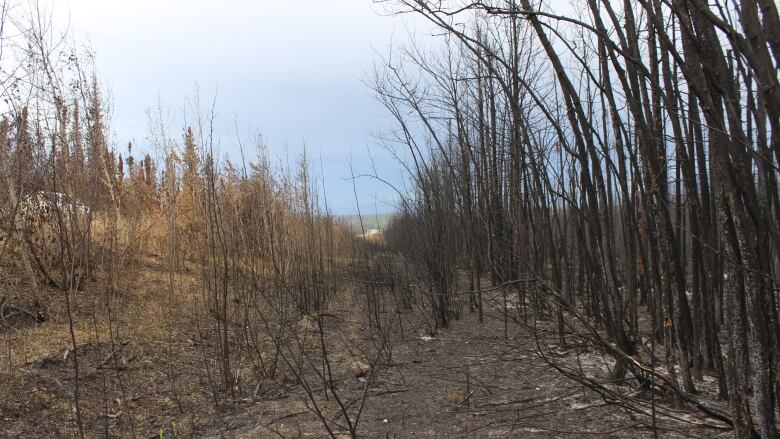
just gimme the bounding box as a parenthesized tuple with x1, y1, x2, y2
(202, 303, 729, 438)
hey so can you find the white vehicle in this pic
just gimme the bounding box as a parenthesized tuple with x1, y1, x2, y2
(20, 191, 90, 216)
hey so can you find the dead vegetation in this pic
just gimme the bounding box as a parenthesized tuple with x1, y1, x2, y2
(1, 0, 779, 438)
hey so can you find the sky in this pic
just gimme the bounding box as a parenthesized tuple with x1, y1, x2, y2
(55, 0, 426, 214)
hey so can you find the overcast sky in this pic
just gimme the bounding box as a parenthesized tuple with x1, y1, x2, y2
(57, 0, 425, 214)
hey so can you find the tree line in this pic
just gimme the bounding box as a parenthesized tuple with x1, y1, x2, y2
(376, 0, 780, 437)
(0, 5, 388, 436)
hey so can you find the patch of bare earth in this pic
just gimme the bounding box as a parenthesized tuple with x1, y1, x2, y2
(200, 295, 732, 438)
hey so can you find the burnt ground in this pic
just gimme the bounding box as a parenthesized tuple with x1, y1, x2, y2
(199, 303, 732, 438)
(1, 257, 733, 438)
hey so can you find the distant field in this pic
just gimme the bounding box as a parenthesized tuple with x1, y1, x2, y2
(336, 213, 395, 232)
